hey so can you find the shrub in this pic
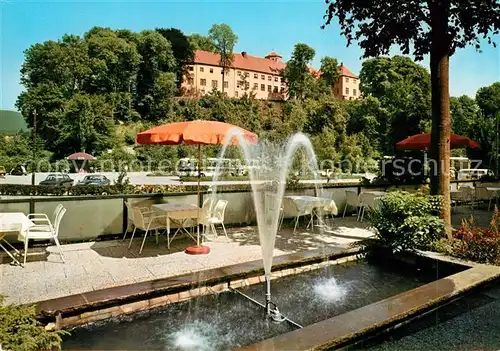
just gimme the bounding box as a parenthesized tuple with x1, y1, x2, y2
(366, 191, 444, 253)
(0, 295, 67, 351)
(439, 208, 500, 264)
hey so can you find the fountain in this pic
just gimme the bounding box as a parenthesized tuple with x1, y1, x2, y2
(209, 130, 323, 325)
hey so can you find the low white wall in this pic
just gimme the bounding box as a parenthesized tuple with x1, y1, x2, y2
(0, 181, 486, 243)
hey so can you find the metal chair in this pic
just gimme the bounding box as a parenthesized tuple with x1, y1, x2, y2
(122, 201, 151, 241)
(204, 199, 229, 240)
(20, 207, 67, 265)
(282, 197, 314, 233)
(358, 193, 382, 222)
(343, 190, 360, 219)
(127, 206, 168, 254)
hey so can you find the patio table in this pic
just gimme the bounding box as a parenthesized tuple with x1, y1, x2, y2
(0, 212, 34, 266)
(153, 203, 201, 248)
(284, 195, 338, 229)
(486, 187, 500, 211)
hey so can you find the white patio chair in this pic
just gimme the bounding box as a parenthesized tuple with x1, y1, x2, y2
(282, 197, 314, 233)
(358, 193, 382, 222)
(127, 206, 168, 254)
(203, 199, 228, 240)
(20, 207, 67, 265)
(25, 204, 64, 232)
(198, 198, 214, 239)
(343, 190, 360, 219)
(320, 191, 337, 225)
(122, 201, 151, 241)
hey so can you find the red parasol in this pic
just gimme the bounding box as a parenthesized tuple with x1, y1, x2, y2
(396, 133, 480, 151)
(66, 152, 96, 160)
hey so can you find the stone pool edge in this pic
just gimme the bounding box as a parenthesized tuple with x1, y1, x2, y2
(35, 246, 360, 328)
(236, 261, 500, 351)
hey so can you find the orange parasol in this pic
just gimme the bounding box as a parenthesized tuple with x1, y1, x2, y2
(136, 120, 258, 146)
(136, 120, 258, 254)
(396, 133, 480, 151)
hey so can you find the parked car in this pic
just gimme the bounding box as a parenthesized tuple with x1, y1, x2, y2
(39, 173, 74, 186)
(77, 175, 111, 186)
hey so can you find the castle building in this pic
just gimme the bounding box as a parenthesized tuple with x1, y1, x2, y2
(182, 50, 360, 100)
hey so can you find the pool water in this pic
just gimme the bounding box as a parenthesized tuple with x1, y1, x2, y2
(63, 260, 443, 350)
(365, 281, 500, 350)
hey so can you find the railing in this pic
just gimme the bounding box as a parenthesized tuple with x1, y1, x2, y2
(0, 179, 495, 243)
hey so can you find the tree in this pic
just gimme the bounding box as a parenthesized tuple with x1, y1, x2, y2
(84, 27, 140, 94)
(475, 82, 500, 175)
(319, 56, 339, 87)
(135, 30, 177, 119)
(281, 43, 316, 100)
(57, 94, 115, 157)
(323, 1, 500, 237)
(156, 28, 195, 89)
(188, 33, 215, 52)
(208, 24, 238, 94)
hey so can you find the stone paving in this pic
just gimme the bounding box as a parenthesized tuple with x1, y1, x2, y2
(0, 216, 371, 305)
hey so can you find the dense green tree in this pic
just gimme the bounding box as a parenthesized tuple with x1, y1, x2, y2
(84, 27, 140, 94)
(323, 0, 500, 237)
(450, 95, 480, 137)
(156, 28, 195, 89)
(57, 94, 115, 157)
(281, 43, 316, 100)
(346, 96, 385, 152)
(16, 83, 66, 151)
(476, 82, 500, 119)
(208, 24, 238, 94)
(475, 82, 500, 174)
(188, 34, 215, 52)
(135, 30, 177, 119)
(319, 56, 339, 87)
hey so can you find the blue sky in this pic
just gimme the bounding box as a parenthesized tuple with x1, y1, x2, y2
(1, 0, 499, 110)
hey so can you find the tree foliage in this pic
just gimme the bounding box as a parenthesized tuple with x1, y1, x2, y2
(208, 24, 238, 93)
(188, 33, 215, 52)
(322, 0, 500, 237)
(281, 43, 316, 100)
(0, 295, 67, 351)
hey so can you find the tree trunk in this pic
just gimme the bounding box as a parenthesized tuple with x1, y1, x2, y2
(429, 1, 452, 239)
(221, 69, 225, 94)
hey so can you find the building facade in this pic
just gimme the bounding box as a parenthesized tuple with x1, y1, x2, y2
(332, 63, 361, 100)
(182, 50, 286, 99)
(181, 50, 360, 100)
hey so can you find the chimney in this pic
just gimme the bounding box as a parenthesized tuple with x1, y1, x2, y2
(242, 51, 247, 58)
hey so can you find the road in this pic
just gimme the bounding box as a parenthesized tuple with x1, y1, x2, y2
(0, 172, 363, 187)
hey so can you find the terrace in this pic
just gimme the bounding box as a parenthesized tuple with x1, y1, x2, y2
(1, 181, 499, 350)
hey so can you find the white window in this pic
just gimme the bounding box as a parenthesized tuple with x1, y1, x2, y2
(210, 68, 214, 73)
(345, 87, 349, 95)
(212, 80, 218, 88)
(200, 67, 204, 72)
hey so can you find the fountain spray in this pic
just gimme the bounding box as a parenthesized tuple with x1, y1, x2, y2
(211, 131, 319, 328)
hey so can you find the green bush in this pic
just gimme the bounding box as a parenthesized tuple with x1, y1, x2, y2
(0, 295, 67, 351)
(366, 191, 444, 253)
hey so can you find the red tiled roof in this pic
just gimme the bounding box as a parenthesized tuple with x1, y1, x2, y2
(192, 50, 358, 79)
(265, 51, 282, 58)
(194, 50, 286, 75)
(339, 63, 358, 78)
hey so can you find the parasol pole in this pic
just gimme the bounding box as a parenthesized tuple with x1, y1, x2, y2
(197, 144, 201, 247)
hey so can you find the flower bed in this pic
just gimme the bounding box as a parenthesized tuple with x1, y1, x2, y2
(433, 208, 500, 265)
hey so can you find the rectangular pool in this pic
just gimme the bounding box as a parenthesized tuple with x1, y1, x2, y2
(63, 259, 458, 350)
